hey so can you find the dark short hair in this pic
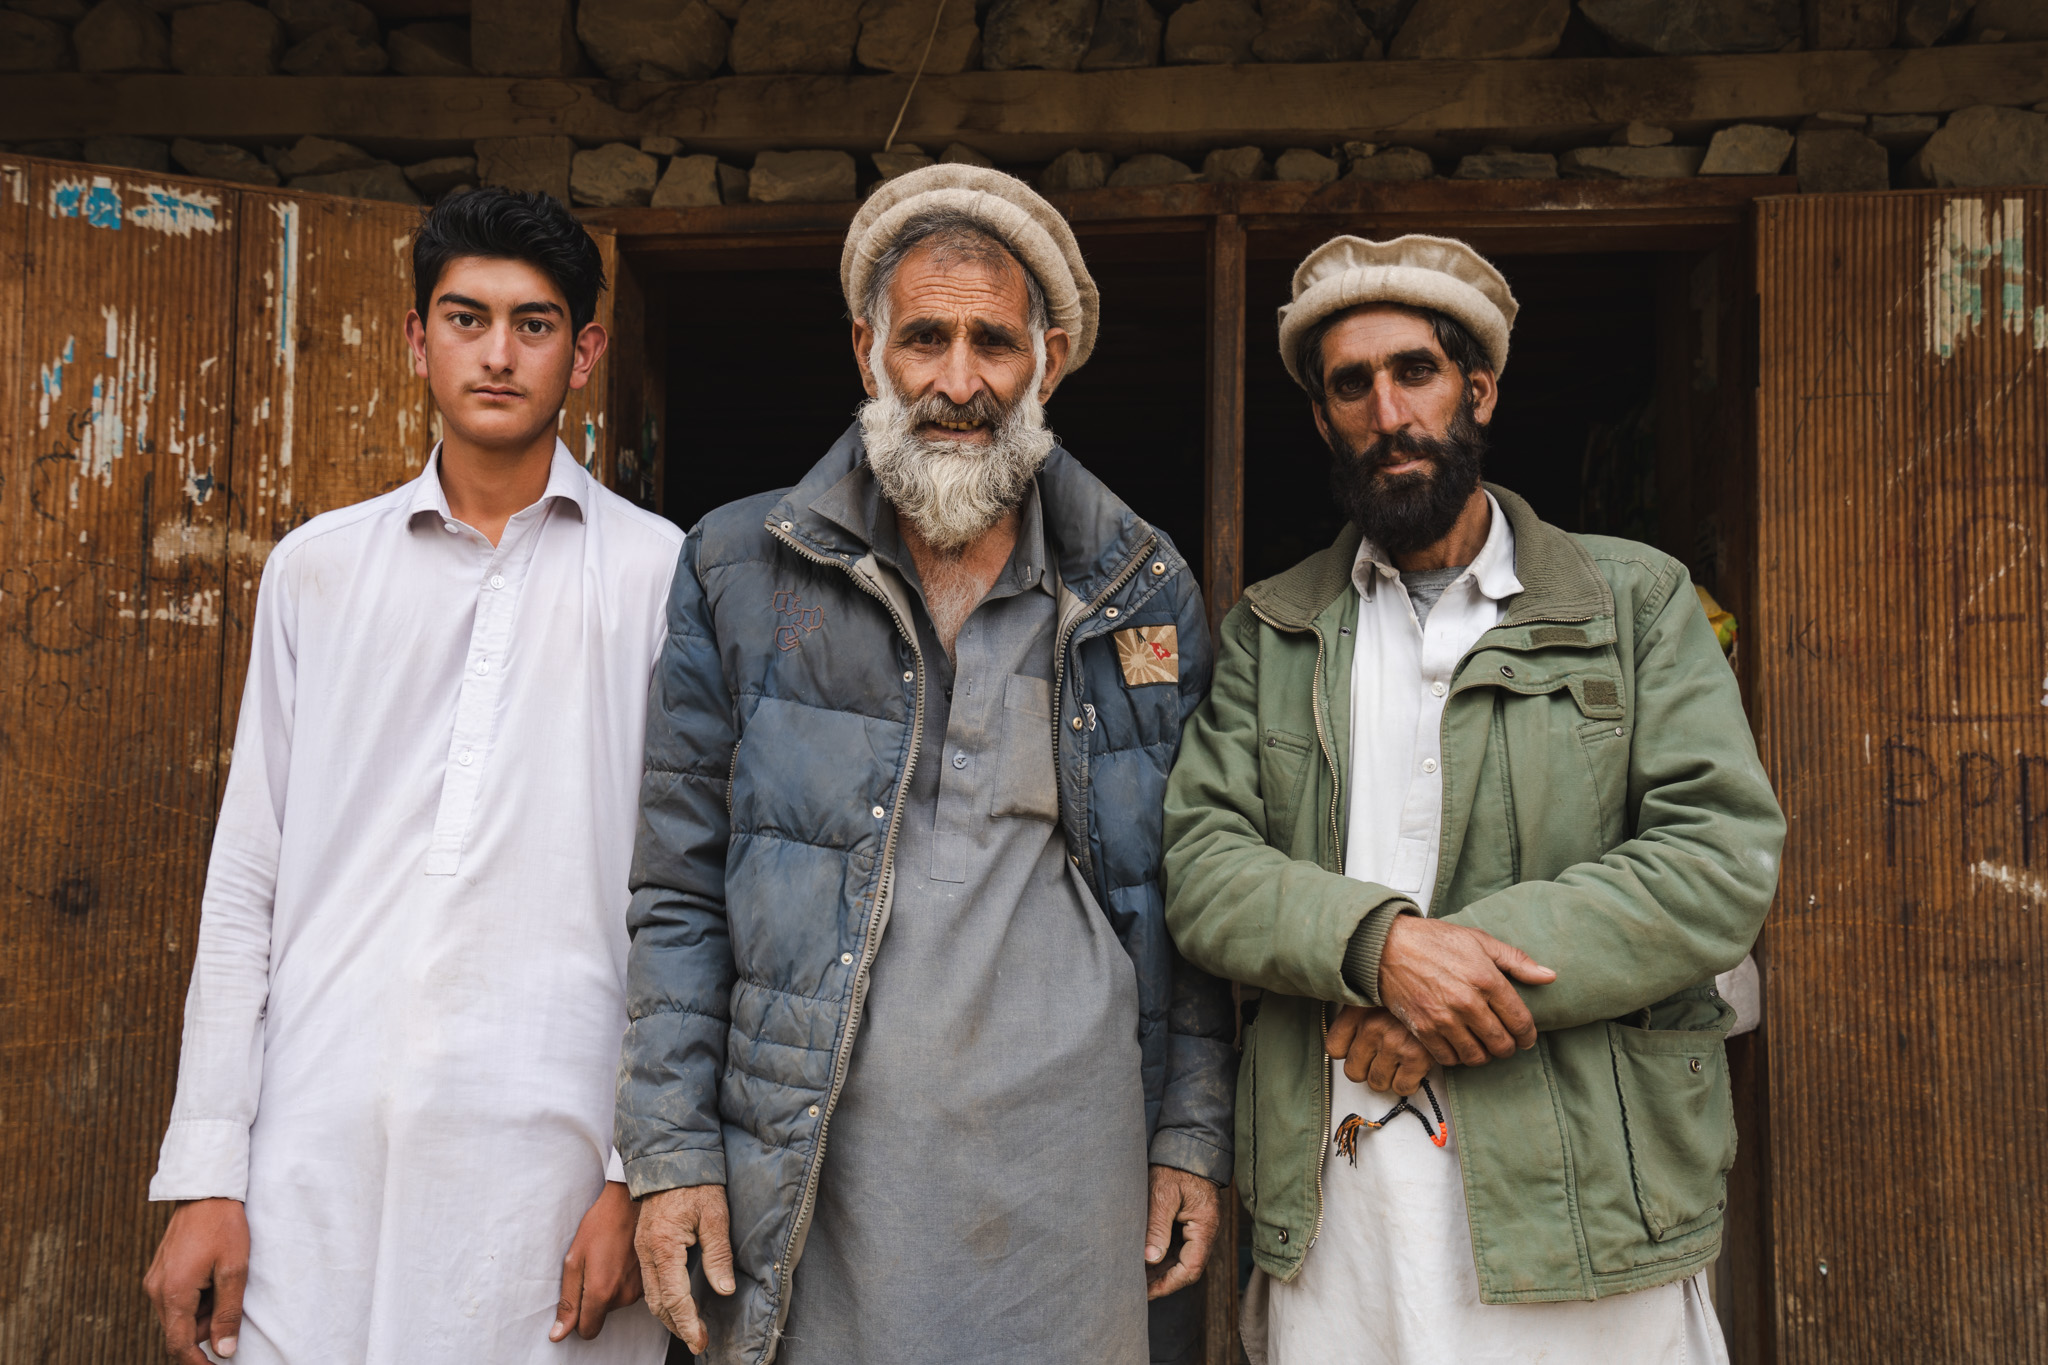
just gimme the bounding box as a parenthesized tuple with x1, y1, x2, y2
(411, 187, 608, 333)
(1298, 302, 1490, 403)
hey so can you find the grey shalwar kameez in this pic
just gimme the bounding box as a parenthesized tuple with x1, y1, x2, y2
(775, 484, 1150, 1365)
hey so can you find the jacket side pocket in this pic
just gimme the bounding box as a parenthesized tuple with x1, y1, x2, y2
(1607, 1018, 1736, 1242)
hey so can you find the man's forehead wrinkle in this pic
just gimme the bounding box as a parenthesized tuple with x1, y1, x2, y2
(887, 269, 1034, 335)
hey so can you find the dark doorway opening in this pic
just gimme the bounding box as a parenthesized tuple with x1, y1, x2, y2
(660, 232, 1207, 566)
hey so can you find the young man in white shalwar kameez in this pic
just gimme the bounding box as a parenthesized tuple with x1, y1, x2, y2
(143, 188, 683, 1365)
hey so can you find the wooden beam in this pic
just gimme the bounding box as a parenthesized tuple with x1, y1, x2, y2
(1203, 212, 1246, 632)
(1, 44, 2042, 156)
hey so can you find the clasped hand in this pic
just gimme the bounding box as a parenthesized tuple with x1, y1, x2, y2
(1329, 915, 1557, 1094)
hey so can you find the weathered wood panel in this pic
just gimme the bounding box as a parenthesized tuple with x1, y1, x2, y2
(0, 159, 240, 1362)
(218, 190, 439, 751)
(2, 44, 2043, 155)
(1755, 188, 2048, 1362)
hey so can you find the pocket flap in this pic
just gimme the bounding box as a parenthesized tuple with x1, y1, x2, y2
(1567, 673, 1627, 719)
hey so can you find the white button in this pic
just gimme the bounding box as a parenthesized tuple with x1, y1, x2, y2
(1431, 681, 1446, 697)
(872, 805, 885, 818)
(840, 952, 853, 965)
(474, 659, 488, 675)
(1422, 757, 1438, 773)
(459, 750, 473, 766)
(490, 574, 505, 590)
(443, 521, 459, 534)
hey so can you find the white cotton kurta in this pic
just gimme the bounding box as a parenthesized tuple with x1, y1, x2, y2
(1246, 493, 1728, 1365)
(150, 442, 682, 1365)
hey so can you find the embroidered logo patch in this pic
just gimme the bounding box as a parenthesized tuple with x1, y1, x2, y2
(772, 590, 823, 651)
(1114, 624, 1179, 686)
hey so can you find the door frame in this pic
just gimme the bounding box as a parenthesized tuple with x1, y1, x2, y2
(582, 173, 1785, 1365)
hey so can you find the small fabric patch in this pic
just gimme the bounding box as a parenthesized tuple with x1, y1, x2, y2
(1115, 624, 1179, 686)
(1530, 626, 1589, 646)
(1581, 677, 1619, 708)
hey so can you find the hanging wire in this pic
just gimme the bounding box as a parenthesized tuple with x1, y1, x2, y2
(882, 0, 950, 153)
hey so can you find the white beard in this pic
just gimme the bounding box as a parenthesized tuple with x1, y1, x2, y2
(859, 341, 1055, 554)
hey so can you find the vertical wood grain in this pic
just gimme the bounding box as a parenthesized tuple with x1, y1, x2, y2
(1204, 213, 1246, 636)
(1755, 189, 2048, 1363)
(0, 158, 240, 1362)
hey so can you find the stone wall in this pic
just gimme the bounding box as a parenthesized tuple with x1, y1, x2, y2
(5, 0, 2048, 204)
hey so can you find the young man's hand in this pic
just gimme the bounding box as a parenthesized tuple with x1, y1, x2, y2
(551, 1181, 644, 1343)
(636, 1184, 735, 1354)
(1143, 1165, 1220, 1300)
(144, 1197, 250, 1363)
(1377, 915, 1556, 1066)
(1326, 1004, 1434, 1095)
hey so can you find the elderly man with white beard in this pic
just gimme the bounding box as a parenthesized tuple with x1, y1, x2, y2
(615, 165, 1237, 1365)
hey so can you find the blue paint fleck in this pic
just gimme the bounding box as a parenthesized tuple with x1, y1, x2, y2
(84, 182, 123, 230)
(52, 182, 83, 217)
(188, 470, 215, 503)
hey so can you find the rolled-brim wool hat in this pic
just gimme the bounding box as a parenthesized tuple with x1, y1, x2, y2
(1276, 233, 1518, 388)
(841, 163, 1101, 372)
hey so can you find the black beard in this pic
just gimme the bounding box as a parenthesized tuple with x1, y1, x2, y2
(1325, 392, 1489, 557)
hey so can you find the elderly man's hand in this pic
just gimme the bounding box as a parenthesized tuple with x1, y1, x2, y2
(1378, 915, 1555, 1067)
(636, 1185, 735, 1355)
(1143, 1165, 1221, 1300)
(1326, 1005, 1435, 1095)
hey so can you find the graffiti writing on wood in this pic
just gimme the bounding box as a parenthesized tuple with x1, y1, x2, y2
(1883, 737, 2048, 868)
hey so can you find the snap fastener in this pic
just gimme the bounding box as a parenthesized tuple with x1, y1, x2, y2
(780, 520, 793, 531)
(1266, 736, 1277, 748)
(902, 670, 913, 682)
(1151, 561, 1165, 576)
(1689, 1057, 1702, 1074)
(1277, 1229, 1289, 1244)
(1071, 716, 1084, 730)
(1499, 665, 1515, 679)
(841, 952, 853, 965)
(1615, 726, 1625, 737)
(952, 752, 967, 769)
(808, 1104, 819, 1116)
(1105, 606, 1120, 619)
(871, 805, 885, 818)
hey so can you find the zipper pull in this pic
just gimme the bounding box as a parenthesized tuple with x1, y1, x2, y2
(1082, 702, 1098, 732)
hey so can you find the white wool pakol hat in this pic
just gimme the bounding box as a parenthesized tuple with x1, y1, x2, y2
(841, 163, 1101, 372)
(1276, 233, 1518, 388)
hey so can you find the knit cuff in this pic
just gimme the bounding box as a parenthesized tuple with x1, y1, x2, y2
(1341, 903, 1415, 1006)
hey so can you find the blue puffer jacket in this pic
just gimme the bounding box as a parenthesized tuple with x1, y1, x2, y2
(617, 426, 1237, 1363)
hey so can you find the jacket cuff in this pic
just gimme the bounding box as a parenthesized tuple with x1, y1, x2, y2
(623, 1148, 727, 1200)
(1148, 1129, 1233, 1186)
(1341, 903, 1415, 1007)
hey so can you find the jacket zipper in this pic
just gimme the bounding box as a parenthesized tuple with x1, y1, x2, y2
(1246, 600, 1340, 1254)
(725, 736, 741, 815)
(764, 521, 926, 1333)
(1050, 534, 1156, 881)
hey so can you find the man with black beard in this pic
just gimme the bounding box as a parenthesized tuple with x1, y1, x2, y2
(1164, 235, 1783, 1364)
(618, 165, 1235, 1365)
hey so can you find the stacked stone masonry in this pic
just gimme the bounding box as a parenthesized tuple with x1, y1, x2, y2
(6, 0, 2048, 202)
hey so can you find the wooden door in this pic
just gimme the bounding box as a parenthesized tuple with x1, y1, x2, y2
(0, 156, 621, 1359)
(1754, 189, 2048, 1362)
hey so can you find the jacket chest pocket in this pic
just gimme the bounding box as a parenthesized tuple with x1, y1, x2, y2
(991, 674, 1060, 822)
(1497, 669, 1629, 875)
(1259, 729, 1316, 857)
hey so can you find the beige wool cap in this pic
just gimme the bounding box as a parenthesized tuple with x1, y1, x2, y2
(841, 163, 1101, 371)
(1276, 233, 1518, 387)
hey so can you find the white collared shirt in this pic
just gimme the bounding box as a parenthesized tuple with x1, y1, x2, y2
(150, 441, 681, 1364)
(1252, 492, 1724, 1365)
(1342, 490, 1522, 914)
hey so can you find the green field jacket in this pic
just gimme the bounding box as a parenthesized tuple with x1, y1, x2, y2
(1162, 485, 1785, 1302)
